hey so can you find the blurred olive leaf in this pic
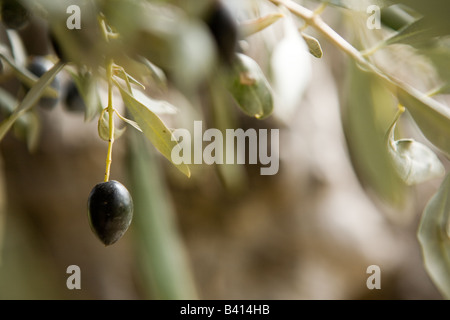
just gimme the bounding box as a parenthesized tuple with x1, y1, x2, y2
(227, 53, 273, 119)
(397, 85, 450, 157)
(270, 16, 311, 122)
(342, 61, 405, 206)
(116, 82, 190, 177)
(301, 33, 323, 58)
(68, 70, 102, 122)
(314, 0, 390, 11)
(240, 13, 283, 38)
(380, 4, 418, 31)
(387, 110, 444, 185)
(0, 60, 65, 142)
(418, 173, 450, 299)
(0, 50, 58, 99)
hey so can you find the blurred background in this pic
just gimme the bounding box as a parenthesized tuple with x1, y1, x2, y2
(0, 0, 446, 299)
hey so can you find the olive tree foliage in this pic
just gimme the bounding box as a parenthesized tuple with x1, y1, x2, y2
(0, 0, 449, 298)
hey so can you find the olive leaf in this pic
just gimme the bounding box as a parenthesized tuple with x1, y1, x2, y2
(418, 173, 450, 299)
(397, 85, 450, 157)
(301, 33, 323, 58)
(97, 109, 126, 141)
(270, 15, 311, 122)
(227, 53, 273, 119)
(239, 13, 283, 38)
(387, 110, 445, 185)
(0, 51, 58, 98)
(342, 61, 405, 206)
(69, 70, 102, 122)
(113, 67, 145, 91)
(116, 82, 190, 178)
(0, 60, 65, 142)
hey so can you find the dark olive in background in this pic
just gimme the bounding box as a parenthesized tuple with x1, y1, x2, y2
(87, 180, 134, 246)
(1, 0, 30, 30)
(64, 81, 86, 113)
(26, 56, 61, 109)
(204, 1, 238, 65)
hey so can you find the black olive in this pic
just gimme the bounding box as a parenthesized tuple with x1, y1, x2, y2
(1, 0, 30, 30)
(204, 1, 238, 65)
(87, 180, 133, 246)
(64, 81, 86, 112)
(26, 56, 61, 109)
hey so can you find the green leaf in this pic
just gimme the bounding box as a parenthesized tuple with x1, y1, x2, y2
(227, 53, 273, 119)
(0, 60, 65, 142)
(0, 51, 59, 99)
(116, 82, 190, 178)
(380, 4, 419, 31)
(314, 0, 390, 11)
(397, 85, 450, 157)
(418, 173, 450, 299)
(387, 111, 445, 185)
(240, 13, 283, 38)
(342, 61, 405, 206)
(68, 70, 102, 122)
(114, 67, 146, 90)
(383, 18, 432, 47)
(301, 33, 323, 58)
(97, 110, 126, 141)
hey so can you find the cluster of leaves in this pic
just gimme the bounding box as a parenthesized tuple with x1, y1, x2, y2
(0, 0, 449, 297)
(314, 0, 450, 298)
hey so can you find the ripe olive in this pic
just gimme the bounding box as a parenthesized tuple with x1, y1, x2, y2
(87, 180, 133, 246)
(64, 81, 86, 113)
(26, 56, 61, 109)
(1, 0, 30, 30)
(204, 1, 238, 65)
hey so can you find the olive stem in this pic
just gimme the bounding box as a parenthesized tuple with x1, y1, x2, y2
(104, 58, 115, 182)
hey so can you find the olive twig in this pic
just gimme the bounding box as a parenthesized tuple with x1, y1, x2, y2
(104, 58, 115, 183)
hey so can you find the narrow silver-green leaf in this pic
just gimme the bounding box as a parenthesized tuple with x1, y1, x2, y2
(0, 60, 65, 142)
(114, 68, 146, 90)
(397, 85, 450, 157)
(240, 13, 283, 38)
(227, 53, 273, 119)
(0, 52, 58, 98)
(301, 33, 323, 58)
(117, 83, 190, 177)
(418, 173, 450, 299)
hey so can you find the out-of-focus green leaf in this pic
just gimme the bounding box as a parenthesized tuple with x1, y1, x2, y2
(240, 13, 283, 38)
(314, 0, 390, 11)
(418, 173, 450, 299)
(342, 61, 405, 206)
(383, 18, 432, 47)
(114, 67, 145, 91)
(117, 83, 190, 178)
(127, 128, 198, 299)
(387, 111, 444, 185)
(227, 53, 273, 119)
(104, 0, 215, 93)
(301, 33, 323, 58)
(271, 16, 311, 122)
(397, 85, 450, 157)
(137, 56, 168, 89)
(0, 51, 58, 99)
(69, 70, 102, 122)
(380, 4, 419, 31)
(0, 61, 65, 142)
